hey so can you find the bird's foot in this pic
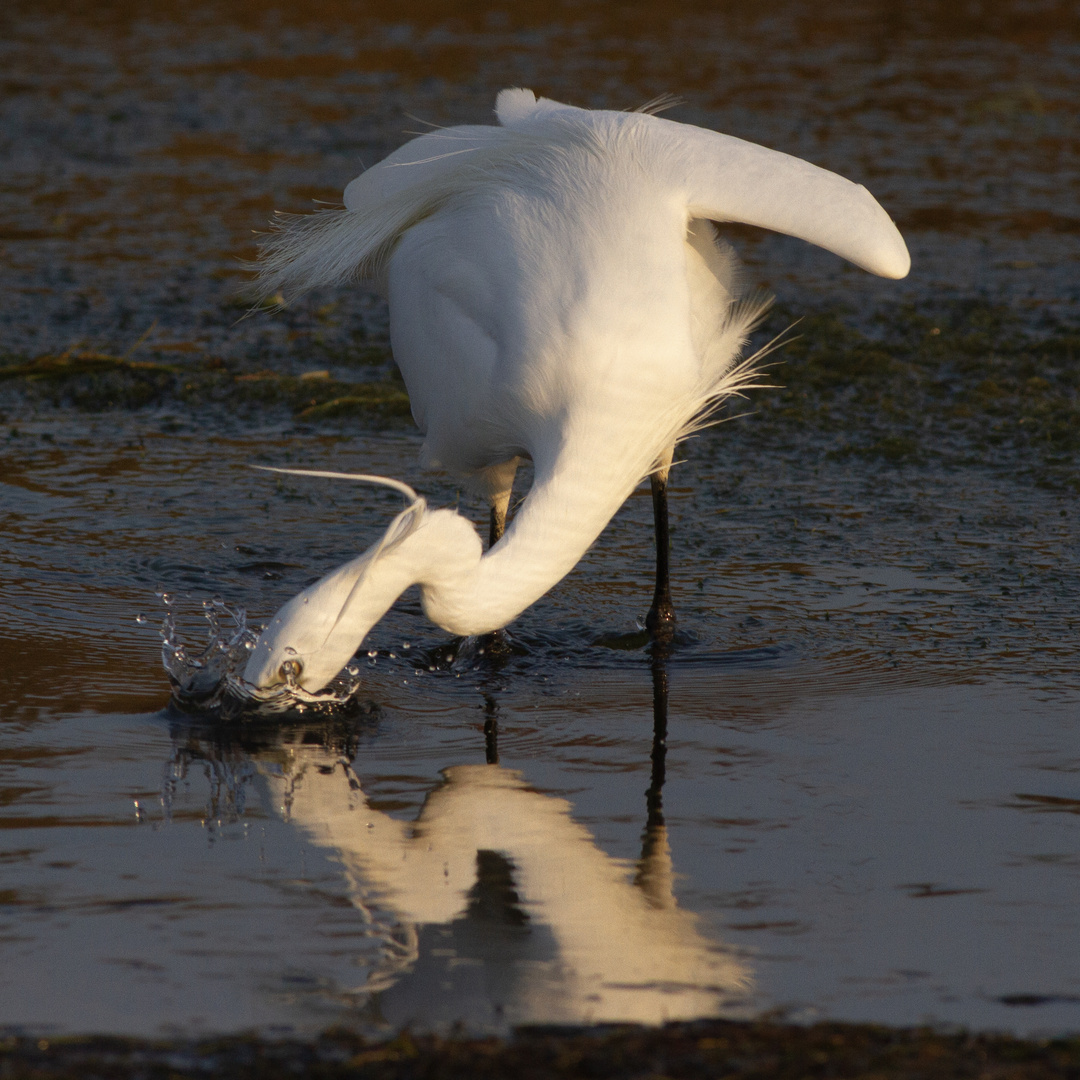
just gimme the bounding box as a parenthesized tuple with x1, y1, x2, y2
(476, 627, 517, 660)
(646, 601, 676, 662)
(645, 601, 676, 643)
(425, 629, 522, 671)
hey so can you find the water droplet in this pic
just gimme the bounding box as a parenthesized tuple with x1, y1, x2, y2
(302, 597, 309, 605)
(284, 646, 297, 656)
(388, 652, 397, 659)
(367, 650, 377, 658)
(135, 613, 147, 624)
(402, 641, 411, 650)
(346, 664, 359, 676)
(162, 592, 174, 607)
(212, 595, 224, 607)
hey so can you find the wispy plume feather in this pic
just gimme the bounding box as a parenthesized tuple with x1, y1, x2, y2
(634, 93, 684, 116)
(247, 133, 545, 302)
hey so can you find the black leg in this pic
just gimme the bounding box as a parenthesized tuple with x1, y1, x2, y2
(645, 470, 676, 641)
(488, 504, 506, 549)
(481, 460, 517, 550)
(479, 501, 514, 658)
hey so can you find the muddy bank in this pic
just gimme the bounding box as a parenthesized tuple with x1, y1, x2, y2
(4, 1019, 1080, 1079)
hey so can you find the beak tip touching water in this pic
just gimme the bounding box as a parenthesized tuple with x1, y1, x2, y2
(241, 622, 313, 692)
(242, 627, 352, 696)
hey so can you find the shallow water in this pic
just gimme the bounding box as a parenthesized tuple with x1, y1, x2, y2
(2, 413, 1079, 1037)
(2, 0, 1080, 1042)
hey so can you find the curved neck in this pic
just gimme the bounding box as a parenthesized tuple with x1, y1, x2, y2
(247, 398, 683, 693)
(415, 416, 668, 636)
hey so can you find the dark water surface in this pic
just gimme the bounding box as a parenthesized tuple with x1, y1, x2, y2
(2, 0, 1080, 1040)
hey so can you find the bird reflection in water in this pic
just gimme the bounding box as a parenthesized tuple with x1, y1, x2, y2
(167, 651, 751, 1029)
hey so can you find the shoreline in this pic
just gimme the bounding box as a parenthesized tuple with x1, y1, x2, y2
(5, 1017, 1080, 1078)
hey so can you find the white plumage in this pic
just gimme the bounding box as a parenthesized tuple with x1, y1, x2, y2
(245, 88, 909, 692)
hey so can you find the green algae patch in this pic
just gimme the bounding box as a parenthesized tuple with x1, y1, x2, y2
(0, 349, 183, 410)
(752, 302, 1080, 484)
(297, 387, 412, 419)
(0, 348, 411, 423)
(229, 368, 411, 418)
(2, 303, 1077, 457)
(0, 349, 180, 381)
(3, 1020, 1080, 1079)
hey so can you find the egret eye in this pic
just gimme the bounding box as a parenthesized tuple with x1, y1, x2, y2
(279, 658, 303, 684)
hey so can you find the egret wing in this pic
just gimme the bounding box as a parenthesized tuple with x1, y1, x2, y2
(494, 89, 909, 280)
(669, 120, 909, 279)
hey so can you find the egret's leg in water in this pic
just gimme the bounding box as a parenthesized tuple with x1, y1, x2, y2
(483, 459, 518, 550)
(646, 452, 676, 640)
(480, 482, 516, 658)
(489, 496, 508, 548)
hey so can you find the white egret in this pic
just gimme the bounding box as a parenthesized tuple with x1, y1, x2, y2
(245, 88, 909, 693)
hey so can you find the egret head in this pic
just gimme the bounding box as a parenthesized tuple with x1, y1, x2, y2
(241, 470, 426, 694)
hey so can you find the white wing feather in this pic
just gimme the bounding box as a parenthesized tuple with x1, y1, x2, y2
(256, 89, 908, 303)
(494, 89, 910, 280)
(673, 123, 909, 278)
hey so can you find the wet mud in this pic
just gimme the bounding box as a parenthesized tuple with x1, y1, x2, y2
(4, 1020, 1080, 1080)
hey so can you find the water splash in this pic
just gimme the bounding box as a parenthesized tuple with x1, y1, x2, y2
(158, 594, 366, 717)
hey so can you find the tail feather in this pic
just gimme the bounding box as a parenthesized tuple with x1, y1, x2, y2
(250, 196, 433, 301)
(250, 132, 543, 302)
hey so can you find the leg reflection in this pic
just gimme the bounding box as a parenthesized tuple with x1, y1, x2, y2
(483, 694, 499, 765)
(636, 639, 674, 908)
